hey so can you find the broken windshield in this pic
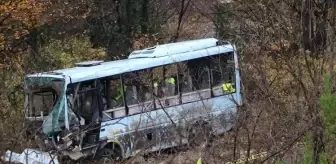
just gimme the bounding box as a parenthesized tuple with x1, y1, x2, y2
(25, 77, 64, 118)
(29, 90, 57, 117)
(24, 76, 72, 136)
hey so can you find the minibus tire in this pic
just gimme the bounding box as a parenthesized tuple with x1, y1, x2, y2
(95, 147, 121, 162)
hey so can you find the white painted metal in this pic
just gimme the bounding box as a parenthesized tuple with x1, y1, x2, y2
(26, 38, 234, 83)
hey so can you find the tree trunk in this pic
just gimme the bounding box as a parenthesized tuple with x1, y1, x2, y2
(313, 0, 329, 52)
(141, 0, 149, 33)
(312, 117, 324, 164)
(302, 0, 313, 51)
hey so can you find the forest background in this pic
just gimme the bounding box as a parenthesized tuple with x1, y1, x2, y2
(1, 0, 336, 163)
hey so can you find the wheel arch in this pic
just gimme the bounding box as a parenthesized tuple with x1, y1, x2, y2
(100, 141, 125, 159)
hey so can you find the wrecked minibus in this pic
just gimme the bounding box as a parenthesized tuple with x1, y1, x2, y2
(23, 38, 242, 161)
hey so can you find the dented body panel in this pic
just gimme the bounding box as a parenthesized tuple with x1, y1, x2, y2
(100, 87, 241, 158)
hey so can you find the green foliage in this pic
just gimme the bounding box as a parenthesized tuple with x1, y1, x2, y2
(320, 73, 336, 135)
(303, 134, 313, 164)
(25, 36, 107, 72)
(275, 159, 289, 164)
(318, 73, 336, 164)
(319, 153, 329, 164)
(303, 134, 329, 164)
(44, 36, 107, 67)
(302, 73, 336, 164)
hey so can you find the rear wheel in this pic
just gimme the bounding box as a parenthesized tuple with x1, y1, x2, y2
(96, 147, 121, 163)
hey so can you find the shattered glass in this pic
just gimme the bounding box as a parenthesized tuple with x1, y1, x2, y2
(42, 92, 66, 136)
(24, 76, 78, 136)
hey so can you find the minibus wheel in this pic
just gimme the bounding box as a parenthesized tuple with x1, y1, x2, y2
(96, 146, 122, 162)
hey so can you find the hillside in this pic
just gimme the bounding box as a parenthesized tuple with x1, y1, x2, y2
(1, 0, 336, 164)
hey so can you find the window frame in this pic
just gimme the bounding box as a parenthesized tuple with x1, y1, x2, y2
(208, 52, 236, 97)
(29, 89, 58, 117)
(74, 52, 237, 121)
(66, 79, 103, 124)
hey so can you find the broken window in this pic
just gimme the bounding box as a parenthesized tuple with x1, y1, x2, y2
(30, 90, 57, 117)
(136, 69, 153, 102)
(71, 80, 100, 125)
(107, 77, 125, 109)
(100, 76, 127, 119)
(163, 64, 178, 97)
(188, 58, 210, 91)
(178, 63, 193, 93)
(24, 77, 71, 136)
(209, 53, 236, 96)
(123, 73, 140, 106)
(25, 77, 64, 118)
(152, 66, 165, 98)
